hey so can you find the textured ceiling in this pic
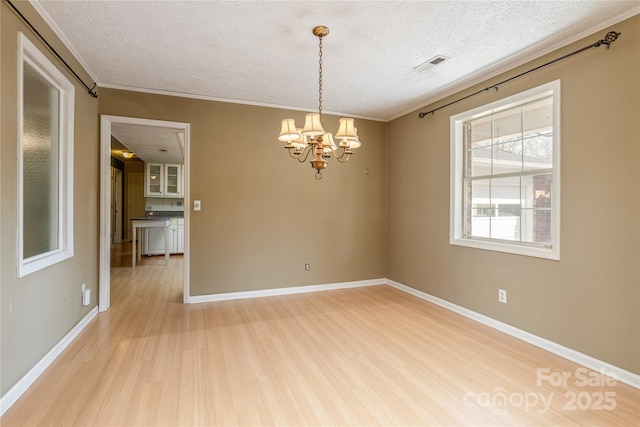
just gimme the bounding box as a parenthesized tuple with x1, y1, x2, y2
(33, 1, 639, 121)
(111, 123, 184, 164)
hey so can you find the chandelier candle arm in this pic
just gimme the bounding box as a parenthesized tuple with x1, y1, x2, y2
(277, 25, 361, 179)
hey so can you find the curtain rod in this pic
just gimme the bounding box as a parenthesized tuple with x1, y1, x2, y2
(418, 31, 621, 119)
(4, 0, 98, 98)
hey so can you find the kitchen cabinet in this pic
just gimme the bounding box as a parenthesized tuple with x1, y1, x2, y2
(145, 163, 163, 196)
(144, 163, 183, 197)
(143, 217, 184, 255)
(164, 164, 182, 196)
(177, 219, 185, 253)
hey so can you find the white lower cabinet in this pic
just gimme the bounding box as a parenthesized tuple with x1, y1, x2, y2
(143, 217, 184, 255)
(177, 224, 184, 253)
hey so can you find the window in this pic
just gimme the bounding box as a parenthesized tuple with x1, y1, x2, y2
(18, 33, 75, 277)
(450, 80, 560, 260)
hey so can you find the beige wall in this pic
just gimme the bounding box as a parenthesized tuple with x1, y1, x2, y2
(1, 2, 99, 395)
(98, 91, 388, 296)
(2, 0, 637, 401)
(387, 15, 640, 374)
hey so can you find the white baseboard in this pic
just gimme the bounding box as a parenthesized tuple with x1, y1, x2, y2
(0, 306, 99, 416)
(187, 278, 385, 304)
(385, 279, 640, 390)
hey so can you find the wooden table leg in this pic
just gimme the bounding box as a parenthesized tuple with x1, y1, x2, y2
(132, 226, 136, 268)
(164, 225, 169, 265)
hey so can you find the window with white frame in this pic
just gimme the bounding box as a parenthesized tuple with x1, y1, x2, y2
(450, 80, 560, 260)
(18, 33, 75, 277)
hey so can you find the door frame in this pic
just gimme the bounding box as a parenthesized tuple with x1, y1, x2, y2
(99, 115, 191, 311)
(126, 172, 145, 241)
(111, 167, 123, 245)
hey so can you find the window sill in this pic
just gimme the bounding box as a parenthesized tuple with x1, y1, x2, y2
(450, 237, 559, 260)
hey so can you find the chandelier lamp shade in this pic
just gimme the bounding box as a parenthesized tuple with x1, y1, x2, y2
(278, 26, 361, 179)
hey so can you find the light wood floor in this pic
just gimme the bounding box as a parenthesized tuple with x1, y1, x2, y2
(2, 258, 638, 426)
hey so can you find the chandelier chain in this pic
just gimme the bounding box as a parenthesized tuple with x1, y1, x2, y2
(318, 35, 323, 124)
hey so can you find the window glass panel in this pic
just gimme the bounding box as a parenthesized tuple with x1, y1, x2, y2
(22, 62, 60, 259)
(469, 117, 492, 148)
(451, 81, 559, 259)
(493, 140, 523, 174)
(469, 146, 491, 177)
(498, 204, 521, 217)
(493, 108, 522, 144)
(522, 132, 553, 171)
(466, 206, 490, 238)
(489, 176, 521, 241)
(523, 98, 553, 171)
(465, 179, 492, 238)
(521, 173, 553, 244)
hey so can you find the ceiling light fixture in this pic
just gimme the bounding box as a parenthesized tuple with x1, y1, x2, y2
(278, 26, 361, 180)
(121, 151, 134, 159)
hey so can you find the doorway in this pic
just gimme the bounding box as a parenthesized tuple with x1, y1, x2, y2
(99, 115, 191, 312)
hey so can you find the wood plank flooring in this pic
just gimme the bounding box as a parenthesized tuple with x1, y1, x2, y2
(1, 256, 638, 426)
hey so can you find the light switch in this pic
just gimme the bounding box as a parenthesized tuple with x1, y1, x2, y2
(194, 200, 201, 211)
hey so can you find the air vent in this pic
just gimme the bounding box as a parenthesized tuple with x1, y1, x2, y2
(413, 55, 448, 72)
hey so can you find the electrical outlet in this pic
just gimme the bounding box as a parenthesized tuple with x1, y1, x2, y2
(498, 289, 507, 304)
(305, 263, 310, 271)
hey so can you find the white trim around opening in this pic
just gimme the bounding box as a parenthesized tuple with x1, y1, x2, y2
(99, 115, 191, 311)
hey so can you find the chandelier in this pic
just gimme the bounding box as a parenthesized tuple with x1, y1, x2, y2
(278, 26, 361, 179)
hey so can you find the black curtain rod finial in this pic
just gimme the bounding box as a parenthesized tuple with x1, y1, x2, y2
(601, 31, 621, 50)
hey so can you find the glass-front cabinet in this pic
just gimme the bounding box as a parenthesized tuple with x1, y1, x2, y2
(144, 162, 183, 197)
(164, 164, 182, 196)
(145, 163, 163, 196)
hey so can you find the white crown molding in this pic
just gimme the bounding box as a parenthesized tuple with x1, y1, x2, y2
(0, 307, 98, 417)
(385, 279, 640, 390)
(389, 6, 640, 121)
(98, 82, 386, 122)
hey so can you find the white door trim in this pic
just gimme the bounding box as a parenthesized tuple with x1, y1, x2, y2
(99, 115, 191, 311)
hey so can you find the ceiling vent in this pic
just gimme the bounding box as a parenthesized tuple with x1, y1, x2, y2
(413, 55, 448, 72)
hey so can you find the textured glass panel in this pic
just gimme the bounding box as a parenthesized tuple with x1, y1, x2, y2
(23, 62, 60, 258)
